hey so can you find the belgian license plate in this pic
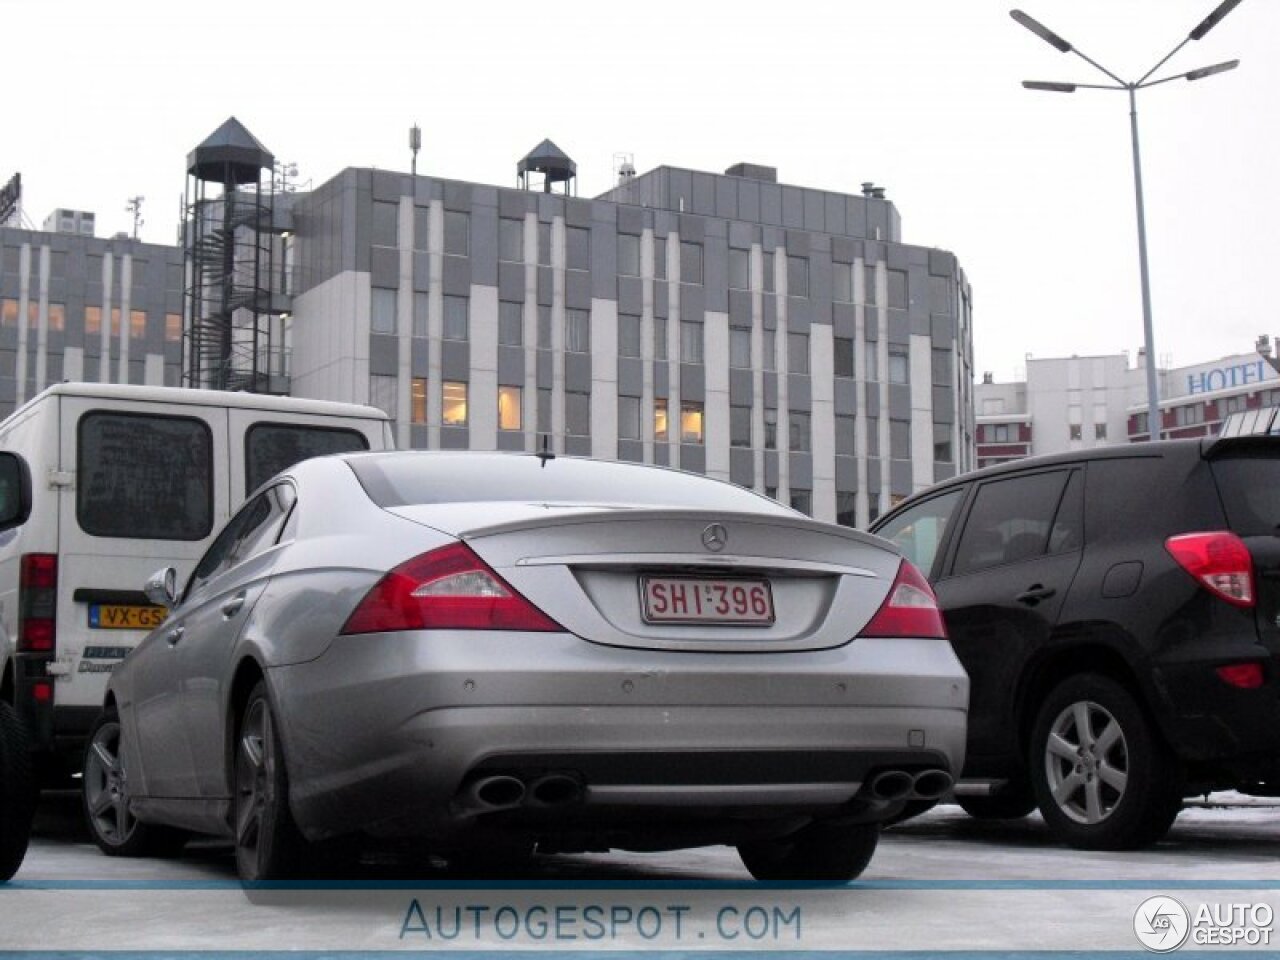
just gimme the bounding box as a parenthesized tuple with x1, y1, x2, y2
(89, 604, 167, 630)
(641, 577, 774, 625)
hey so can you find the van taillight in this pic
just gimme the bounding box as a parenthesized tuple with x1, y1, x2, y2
(19, 552, 57, 653)
(1164, 531, 1254, 608)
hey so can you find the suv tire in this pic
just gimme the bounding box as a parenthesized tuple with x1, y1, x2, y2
(956, 783, 1036, 821)
(1, 701, 36, 882)
(1030, 673, 1180, 850)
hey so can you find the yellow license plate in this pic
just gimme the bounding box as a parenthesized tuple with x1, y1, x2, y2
(89, 604, 167, 630)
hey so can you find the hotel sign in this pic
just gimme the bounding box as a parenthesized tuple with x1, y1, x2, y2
(1186, 359, 1275, 396)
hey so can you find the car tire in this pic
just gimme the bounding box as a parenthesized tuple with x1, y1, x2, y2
(82, 708, 188, 858)
(1029, 673, 1180, 850)
(0, 701, 36, 882)
(233, 681, 306, 882)
(738, 822, 879, 882)
(956, 783, 1037, 820)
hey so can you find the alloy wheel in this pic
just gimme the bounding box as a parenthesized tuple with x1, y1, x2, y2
(1043, 699, 1129, 825)
(84, 719, 136, 847)
(235, 696, 275, 873)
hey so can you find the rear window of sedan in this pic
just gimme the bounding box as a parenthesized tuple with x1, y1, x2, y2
(350, 453, 794, 515)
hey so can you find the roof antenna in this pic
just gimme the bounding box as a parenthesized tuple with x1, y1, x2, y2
(536, 433, 556, 468)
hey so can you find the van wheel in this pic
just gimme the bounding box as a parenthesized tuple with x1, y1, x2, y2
(82, 709, 187, 857)
(1, 701, 36, 882)
(738, 823, 879, 882)
(234, 682, 306, 882)
(1030, 674, 1180, 850)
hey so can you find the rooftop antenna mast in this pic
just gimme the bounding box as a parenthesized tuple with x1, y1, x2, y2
(126, 195, 144, 240)
(410, 124, 422, 176)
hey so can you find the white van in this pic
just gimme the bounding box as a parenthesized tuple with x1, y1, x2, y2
(0, 383, 392, 781)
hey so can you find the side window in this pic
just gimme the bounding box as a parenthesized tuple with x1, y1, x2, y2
(245, 423, 369, 492)
(1047, 470, 1084, 554)
(873, 488, 966, 579)
(78, 412, 213, 541)
(952, 471, 1070, 576)
(186, 484, 295, 599)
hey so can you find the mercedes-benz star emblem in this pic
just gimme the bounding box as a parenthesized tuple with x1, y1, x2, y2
(701, 523, 728, 552)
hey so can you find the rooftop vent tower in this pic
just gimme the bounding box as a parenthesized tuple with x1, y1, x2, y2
(183, 117, 291, 393)
(518, 139, 577, 195)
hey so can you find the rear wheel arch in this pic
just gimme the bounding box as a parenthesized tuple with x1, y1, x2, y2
(225, 659, 267, 796)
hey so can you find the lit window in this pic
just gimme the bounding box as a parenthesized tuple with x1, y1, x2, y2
(498, 386, 522, 431)
(654, 399, 669, 441)
(130, 310, 146, 339)
(111, 307, 121, 337)
(442, 381, 468, 426)
(681, 402, 704, 444)
(47, 303, 65, 332)
(411, 378, 427, 424)
(85, 305, 101, 335)
(1, 299, 17, 327)
(165, 313, 182, 342)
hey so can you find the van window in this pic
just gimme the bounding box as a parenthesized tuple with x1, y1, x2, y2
(245, 423, 369, 492)
(78, 412, 214, 541)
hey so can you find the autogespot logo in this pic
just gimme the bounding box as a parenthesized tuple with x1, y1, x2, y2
(1134, 896, 1191, 953)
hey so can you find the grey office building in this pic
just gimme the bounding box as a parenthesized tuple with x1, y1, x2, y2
(287, 151, 974, 526)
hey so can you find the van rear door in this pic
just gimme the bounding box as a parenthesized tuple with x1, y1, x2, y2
(57, 396, 228, 719)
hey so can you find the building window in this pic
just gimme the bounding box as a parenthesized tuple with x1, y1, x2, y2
(443, 296, 469, 341)
(934, 423, 953, 463)
(372, 288, 397, 335)
(373, 201, 398, 247)
(789, 411, 811, 452)
(887, 269, 908, 309)
(730, 328, 752, 368)
(836, 415, 856, 456)
(499, 301, 523, 346)
(1260, 389, 1280, 409)
(442, 381, 468, 426)
(730, 405, 751, 447)
(537, 223, 552, 267)
(790, 489, 812, 516)
(680, 402, 704, 444)
(836, 491, 857, 528)
(413, 207, 430, 251)
(866, 421, 880, 457)
(1069, 424, 1083, 441)
(890, 420, 911, 459)
(537, 305, 552, 349)
(618, 314, 641, 358)
(763, 331, 776, 372)
(1095, 422, 1108, 439)
(834, 337, 855, 378)
(680, 321, 703, 364)
(84, 305, 100, 335)
(498, 386, 522, 431)
(888, 346, 909, 384)
(764, 408, 777, 450)
(413, 292, 429, 338)
(788, 333, 809, 375)
(566, 226, 590, 271)
(729, 248, 750, 290)
(762, 251, 775, 293)
(1175, 403, 1205, 426)
(865, 346, 879, 382)
(499, 218, 524, 262)
(680, 242, 703, 284)
(833, 262, 853, 302)
(1220, 394, 1247, 416)
(165, 313, 182, 342)
(654, 236, 667, 279)
(411, 378, 427, 424)
(130, 309, 146, 339)
(537, 388, 552, 433)
(932, 348, 953, 387)
(618, 234, 640, 277)
(48, 303, 66, 332)
(654, 398, 669, 441)
(110, 307, 122, 336)
(1134, 411, 1149, 436)
(370, 374, 398, 418)
(566, 309, 590, 353)
(864, 264, 878, 305)
(566, 390, 590, 436)
(654, 318, 668, 360)
(787, 255, 809, 298)
(618, 396, 641, 440)
(444, 211, 469, 257)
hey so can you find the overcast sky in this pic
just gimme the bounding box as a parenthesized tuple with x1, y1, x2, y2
(6, 0, 1276, 383)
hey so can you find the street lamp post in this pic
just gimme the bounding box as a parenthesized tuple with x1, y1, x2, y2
(1011, 1, 1244, 441)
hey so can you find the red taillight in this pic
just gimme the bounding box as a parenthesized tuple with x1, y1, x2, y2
(1216, 663, 1264, 689)
(19, 552, 57, 653)
(1165, 531, 1254, 608)
(31, 681, 53, 703)
(859, 559, 948, 640)
(341, 542, 562, 635)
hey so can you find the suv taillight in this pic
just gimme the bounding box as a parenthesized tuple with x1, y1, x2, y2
(1165, 531, 1254, 608)
(341, 542, 562, 635)
(859, 559, 948, 639)
(18, 552, 57, 652)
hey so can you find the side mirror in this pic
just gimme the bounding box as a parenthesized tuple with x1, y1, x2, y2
(0, 452, 32, 532)
(144, 567, 179, 609)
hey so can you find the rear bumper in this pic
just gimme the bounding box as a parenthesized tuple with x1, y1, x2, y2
(268, 631, 969, 841)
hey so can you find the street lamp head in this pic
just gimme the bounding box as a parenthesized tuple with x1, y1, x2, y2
(1184, 59, 1240, 81)
(1022, 80, 1077, 93)
(1189, 0, 1245, 40)
(1010, 9, 1073, 53)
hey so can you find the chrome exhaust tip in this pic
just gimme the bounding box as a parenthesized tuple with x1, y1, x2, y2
(529, 773, 583, 807)
(868, 770, 914, 802)
(911, 769, 954, 800)
(470, 775, 527, 809)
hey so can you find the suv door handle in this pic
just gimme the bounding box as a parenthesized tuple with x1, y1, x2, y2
(221, 593, 247, 618)
(1016, 584, 1057, 606)
(165, 626, 185, 647)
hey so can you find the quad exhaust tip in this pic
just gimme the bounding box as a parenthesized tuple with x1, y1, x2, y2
(470, 775, 526, 809)
(868, 768, 954, 802)
(464, 772, 585, 811)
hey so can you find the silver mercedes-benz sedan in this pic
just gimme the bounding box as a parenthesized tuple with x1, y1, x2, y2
(83, 451, 967, 882)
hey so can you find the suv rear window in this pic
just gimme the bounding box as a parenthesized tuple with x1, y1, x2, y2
(246, 423, 369, 492)
(78, 412, 213, 540)
(1209, 446, 1280, 537)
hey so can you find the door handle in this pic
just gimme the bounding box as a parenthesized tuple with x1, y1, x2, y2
(1016, 584, 1056, 606)
(165, 626, 185, 647)
(221, 593, 247, 618)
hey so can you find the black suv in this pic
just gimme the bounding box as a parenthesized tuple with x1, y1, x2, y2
(871, 436, 1279, 850)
